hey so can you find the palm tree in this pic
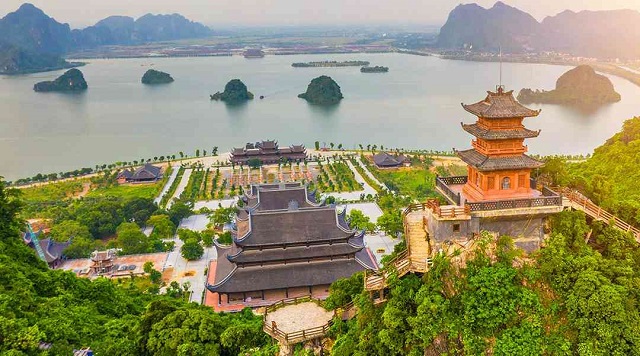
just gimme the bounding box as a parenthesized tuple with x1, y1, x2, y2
(330, 142, 335, 150)
(359, 144, 364, 151)
(179, 151, 184, 158)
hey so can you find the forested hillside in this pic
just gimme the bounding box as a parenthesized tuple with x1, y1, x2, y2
(326, 211, 640, 355)
(540, 116, 640, 226)
(0, 180, 274, 355)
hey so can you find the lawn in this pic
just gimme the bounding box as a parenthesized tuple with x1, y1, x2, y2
(87, 182, 163, 200)
(19, 180, 86, 203)
(375, 168, 437, 199)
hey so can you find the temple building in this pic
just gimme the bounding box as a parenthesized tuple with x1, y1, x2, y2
(230, 140, 307, 165)
(206, 183, 377, 311)
(23, 229, 70, 269)
(373, 152, 411, 169)
(117, 163, 162, 183)
(425, 87, 564, 251)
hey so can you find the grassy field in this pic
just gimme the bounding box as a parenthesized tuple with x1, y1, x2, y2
(87, 182, 163, 200)
(374, 168, 437, 199)
(19, 180, 86, 202)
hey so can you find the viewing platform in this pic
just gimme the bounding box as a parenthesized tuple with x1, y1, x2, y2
(435, 175, 563, 216)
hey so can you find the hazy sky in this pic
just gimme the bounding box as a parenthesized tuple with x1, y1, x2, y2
(1, 0, 640, 28)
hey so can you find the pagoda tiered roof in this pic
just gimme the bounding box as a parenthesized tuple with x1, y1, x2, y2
(242, 183, 319, 211)
(235, 207, 354, 247)
(462, 88, 540, 119)
(207, 183, 377, 295)
(461, 123, 540, 140)
(456, 149, 543, 172)
(230, 140, 307, 164)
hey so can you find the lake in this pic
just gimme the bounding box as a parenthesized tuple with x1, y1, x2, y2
(1, 53, 639, 181)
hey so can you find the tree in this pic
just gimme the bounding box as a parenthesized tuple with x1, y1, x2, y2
(50, 220, 91, 242)
(210, 207, 236, 228)
(248, 158, 262, 169)
(212, 146, 219, 156)
(377, 210, 403, 236)
(168, 200, 193, 226)
(117, 222, 150, 254)
(143, 261, 154, 274)
(314, 141, 320, 150)
(181, 238, 204, 260)
(217, 231, 232, 245)
(147, 214, 176, 240)
(347, 210, 376, 233)
(195, 149, 200, 157)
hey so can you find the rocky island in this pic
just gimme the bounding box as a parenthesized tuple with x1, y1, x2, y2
(33, 69, 88, 92)
(298, 75, 343, 105)
(210, 79, 254, 102)
(141, 69, 174, 84)
(361, 66, 389, 73)
(518, 65, 621, 106)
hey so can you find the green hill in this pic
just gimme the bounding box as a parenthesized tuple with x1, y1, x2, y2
(518, 65, 621, 106)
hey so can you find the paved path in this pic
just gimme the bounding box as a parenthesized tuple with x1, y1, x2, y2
(154, 166, 180, 205)
(353, 156, 388, 192)
(265, 302, 333, 334)
(164, 238, 217, 304)
(167, 169, 192, 208)
(194, 199, 238, 210)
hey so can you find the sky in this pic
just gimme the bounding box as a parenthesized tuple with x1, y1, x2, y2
(1, 0, 639, 28)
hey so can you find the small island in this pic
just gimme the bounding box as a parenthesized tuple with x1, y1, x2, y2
(141, 69, 174, 84)
(518, 65, 621, 106)
(0, 44, 79, 75)
(298, 75, 343, 105)
(210, 79, 254, 103)
(292, 61, 370, 68)
(361, 66, 389, 73)
(33, 69, 88, 92)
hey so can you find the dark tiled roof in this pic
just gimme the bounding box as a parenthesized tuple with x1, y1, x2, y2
(373, 152, 409, 167)
(237, 208, 353, 247)
(39, 238, 70, 263)
(229, 243, 362, 264)
(456, 149, 543, 172)
(208, 258, 370, 293)
(461, 123, 540, 140)
(244, 183, 317, 211)
(462, 89, 540, 119)
(117, 170, 133, 179)
(132, 164, 161, 180)
(258, 140, 278, 150)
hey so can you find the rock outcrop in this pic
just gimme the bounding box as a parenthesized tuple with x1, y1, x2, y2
(517, 65, 621, 106)
(298, 75, 343, 105)
(33, 68, 88, 92)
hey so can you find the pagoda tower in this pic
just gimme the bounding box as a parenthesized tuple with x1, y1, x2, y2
(457, 86, 543, 202)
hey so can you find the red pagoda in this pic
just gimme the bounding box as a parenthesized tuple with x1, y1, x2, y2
(457, 87, 543, 202)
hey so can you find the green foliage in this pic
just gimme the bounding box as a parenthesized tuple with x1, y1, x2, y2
(210, 207, 236, 228)
(168, 199, 193, 226)
(347, 210, 376, 233)
(566, 117, 640, 226)
(211, 79, 254, 102)
(298, 75, 343, 105)
(147, 214, 176, 240)
(19, 180, 84, 203)
(87, 181, 163, 200)
(325, 211, 640, 355)
(377, 210, 403, 236)
(0, 180, 271, 354)
(181, 238, 204, 260)
(217, 231, 233, 245)
(324, 273, 363, 310)
(117, 222, 152, 255)
(49, 220, 91, 242)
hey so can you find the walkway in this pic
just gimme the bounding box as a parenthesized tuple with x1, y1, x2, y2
(154, 165, 180, 204)
(560, 188, 640, 241)
(353, 156, 388, 191)
(166, 169, 192, 208)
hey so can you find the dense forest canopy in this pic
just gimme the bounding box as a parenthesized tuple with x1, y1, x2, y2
(0, 179, 273, 355)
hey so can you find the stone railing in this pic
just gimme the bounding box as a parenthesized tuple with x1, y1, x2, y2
(435, 176, 467, 206)
(466, 195, 562, 212)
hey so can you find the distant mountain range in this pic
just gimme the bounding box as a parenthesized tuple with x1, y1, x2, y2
(0, 3, 213, 73)
(437, 1, 640, 59)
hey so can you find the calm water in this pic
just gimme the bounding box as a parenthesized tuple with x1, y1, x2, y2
(1, 53, 639, 181)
